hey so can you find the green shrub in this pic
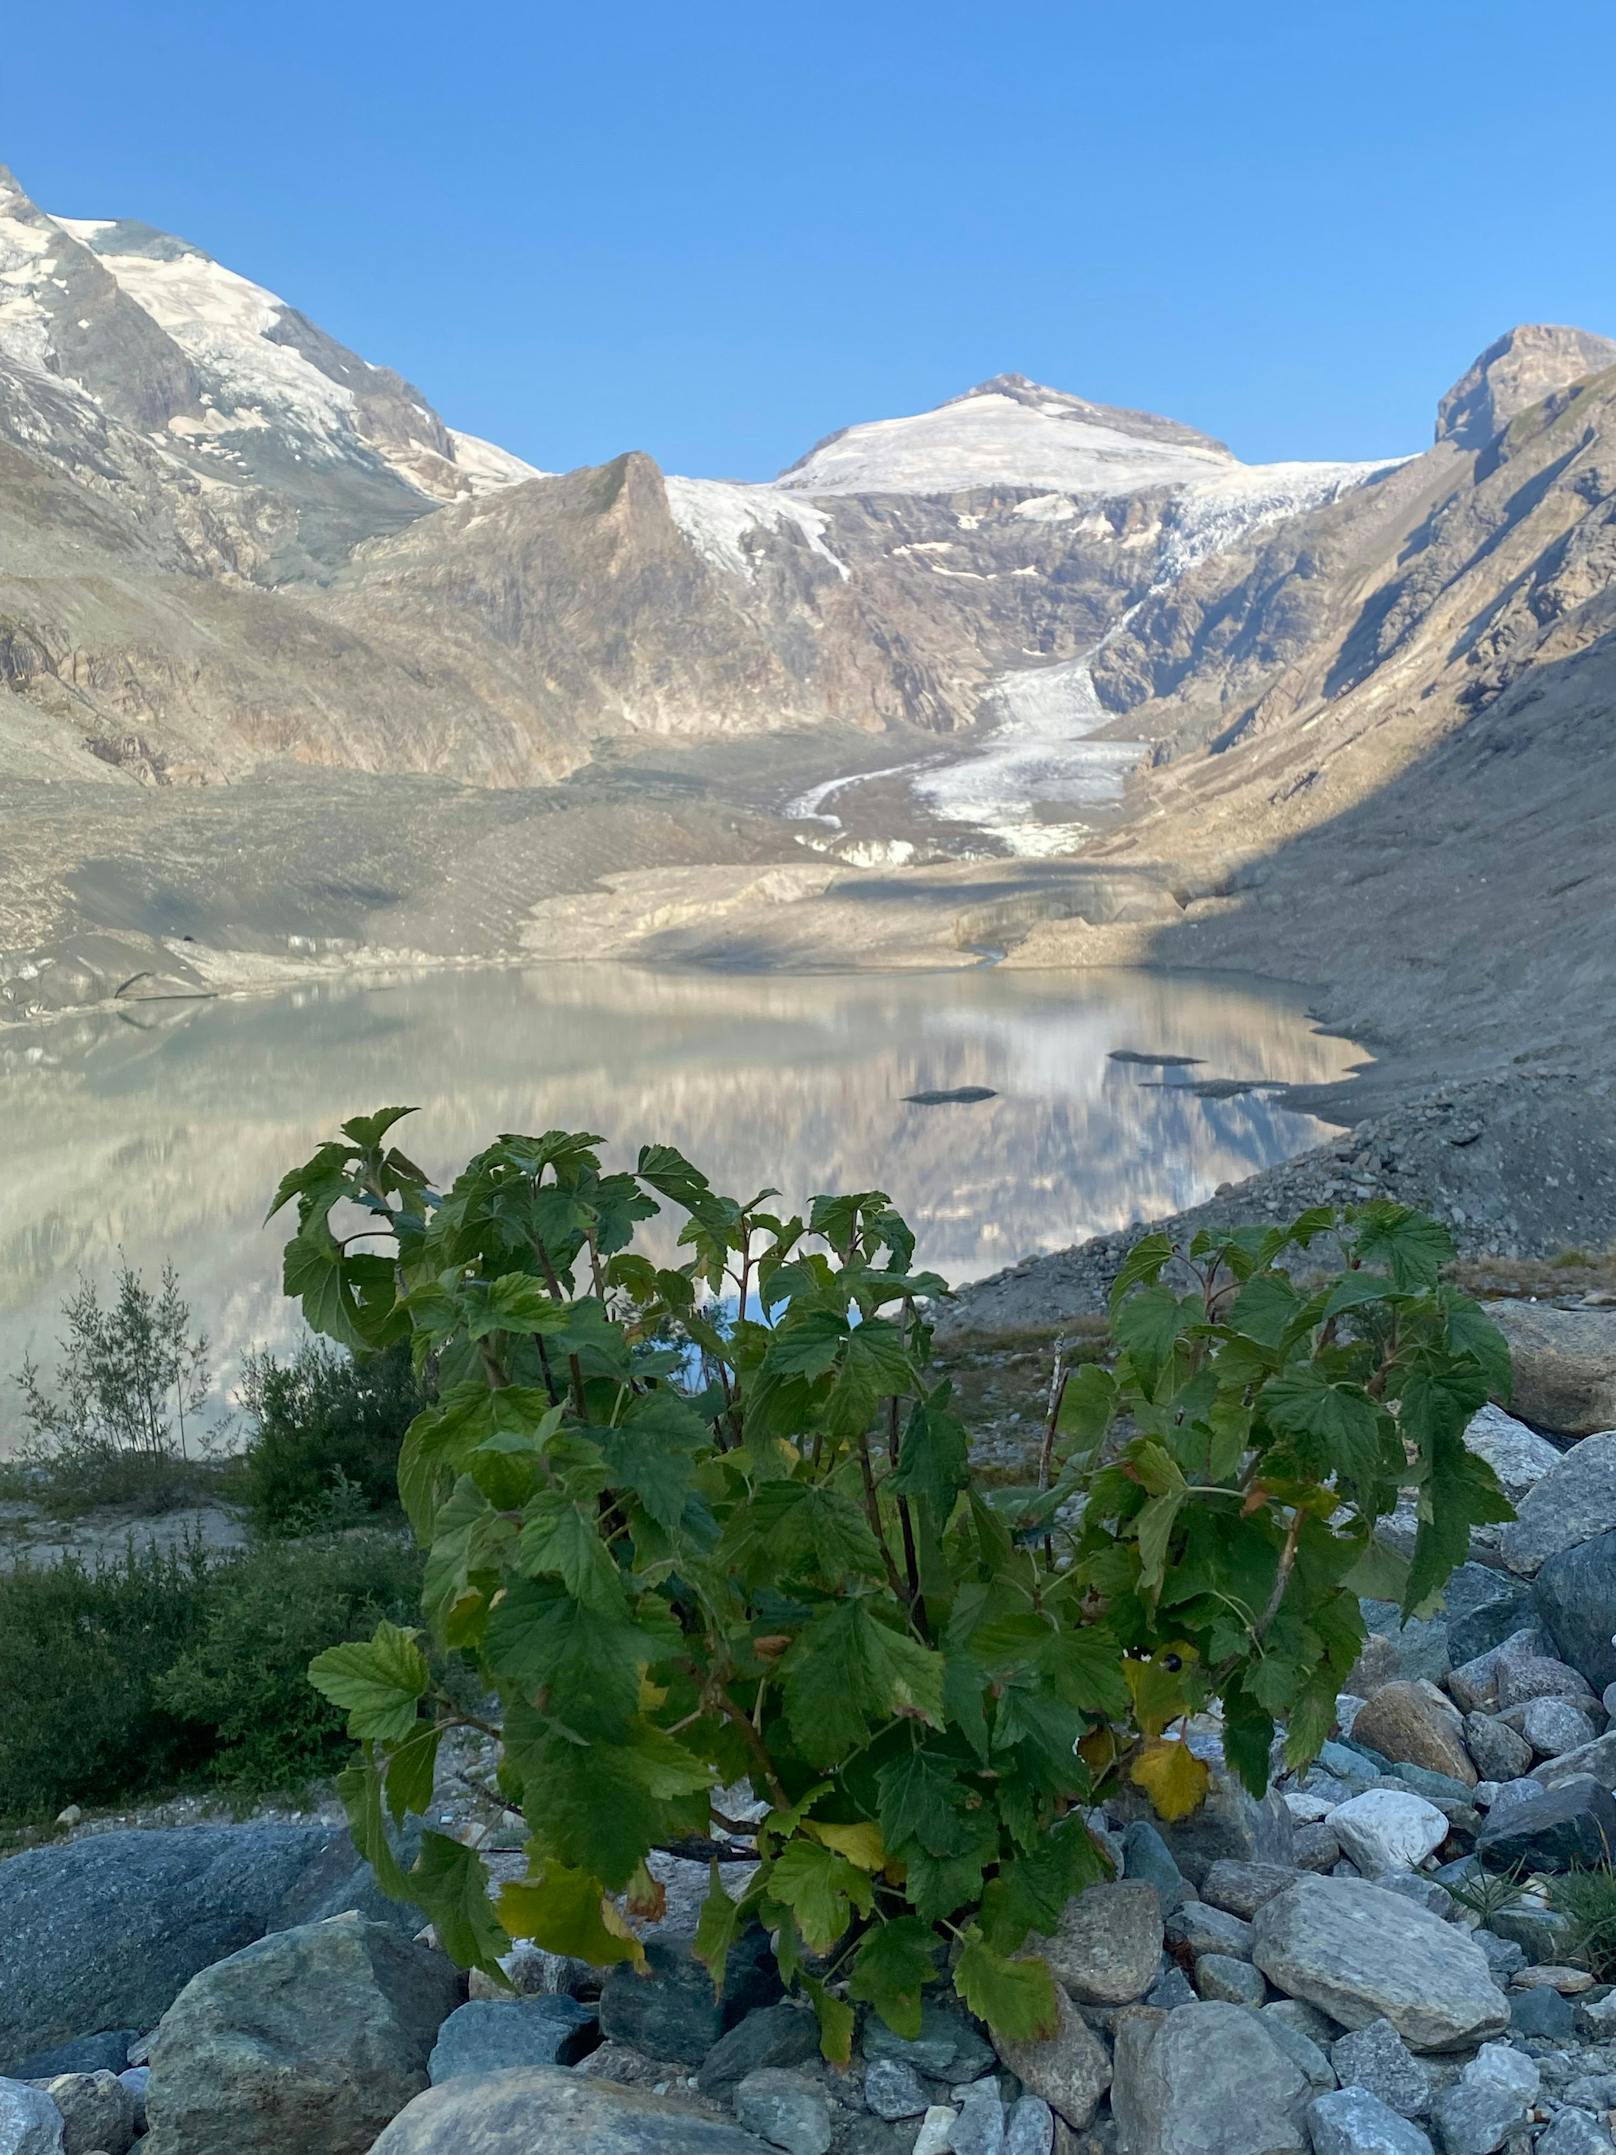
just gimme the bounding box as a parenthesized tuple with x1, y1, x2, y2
(281, 1110, 1511, 2058)
(157, 1533, 424, 1792)
(14, 1262, 211, 1516)
(238, 1341, 425, 1535)
(0, 1532, 422, 1821)
(0, 1541, 216, 1817)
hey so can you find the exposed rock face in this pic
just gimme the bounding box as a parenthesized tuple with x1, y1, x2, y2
(1434, 324, 1616, 448)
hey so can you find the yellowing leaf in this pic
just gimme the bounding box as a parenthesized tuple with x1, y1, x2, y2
(638, 1675, 669, 1711)
(1130, 1739, 1211, 1823)
(1079, 1727, 1119, 1777)
(803, 1820, 889, 1872)
(496, 1867, 647, 1972)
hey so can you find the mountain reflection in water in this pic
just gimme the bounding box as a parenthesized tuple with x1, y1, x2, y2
(0, 963, 1360, 1438)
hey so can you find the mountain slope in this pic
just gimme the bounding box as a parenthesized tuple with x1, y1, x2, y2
(999, 327, 1616, 1074)
(0, 156, 1394, 791)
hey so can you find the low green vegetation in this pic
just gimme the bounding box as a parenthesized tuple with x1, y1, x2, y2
(10, 1259, 212, 1517)
(237, 1340, 423, 1535)
(282, 1109, 1509, 2056)
(1551, 1862, 1616, 1981)
(0, 1532, 422, 1825)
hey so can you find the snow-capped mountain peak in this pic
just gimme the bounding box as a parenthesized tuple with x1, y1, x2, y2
(778, 375, 1240, 498)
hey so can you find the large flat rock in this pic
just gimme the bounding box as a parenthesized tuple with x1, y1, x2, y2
(1250, 1877, 1509, 2052)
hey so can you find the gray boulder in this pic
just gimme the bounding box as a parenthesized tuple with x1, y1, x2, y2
(0, 2084, 64, 2155)
(1484, 1303, 1616, 1436)
(144, 1918, 461, 2155)
(428, 1998, 596, 2082)
(860, 2000, 993, 2083)
(697, 2006, 821, 2099)
(1501, 1432, 1616, 1575)
(1463, 1714, 1534, 1783)
(1193, 1955, 1266, 2006)
(1306, 2088, 1433, 2155)
(1427, 2041, 1537, 2155)
(1536, 1527, 1616, 1691)
(1329, 2019, 1431, 2118)
(598, 1931, 779, 2066)
(733, 2070, 831, 2155)
(367, 2066, 772, 2153)
(992, 1986, 1111, 2130)
(1036, 1881, 1162, 2004)
(1533, 1732, 1616, 1791)
(1110, 2000, 1310, 2153)
(1199, 1861, 1300, 1919)
(34, 2072, 134, 2155)
(1120, 1821, 1189, 1914)
(1249, 1878, 1509, 2051)
(1440, 1566, 1538, 1666)
(0, 1825, 345, 2071)
(1512, 1696, 1596, 1757)
(1536, 2111, 1616, 2154)
(1475, 1774, 1616, 1872)
(5, 2039, 132, 2085)
(861, 2058, 929, 2121)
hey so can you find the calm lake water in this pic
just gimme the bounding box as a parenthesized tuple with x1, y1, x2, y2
(0, 963, 1360, 1439)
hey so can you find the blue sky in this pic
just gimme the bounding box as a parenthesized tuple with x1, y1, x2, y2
(5, 2, 1611, 480)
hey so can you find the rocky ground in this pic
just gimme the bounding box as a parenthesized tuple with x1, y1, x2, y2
(5, 1318, 1616, 2154)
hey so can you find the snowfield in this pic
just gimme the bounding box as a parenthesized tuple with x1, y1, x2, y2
(779, 382, 1237, 497)
(665, 476, 850, 580)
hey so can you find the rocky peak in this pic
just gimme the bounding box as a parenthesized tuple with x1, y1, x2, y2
(1435, 323, 1616, 448)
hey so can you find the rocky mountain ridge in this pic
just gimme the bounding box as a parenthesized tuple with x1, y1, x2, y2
(0, 161, 1391, 794)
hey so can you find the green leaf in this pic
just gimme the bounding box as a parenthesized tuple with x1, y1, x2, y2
(890, 1387, 970, 1520)
(1441, 1290, 1512, 1400)
(1320, 1271, 1399, 1319)
(1055, 1363, 1117, 1457)
(693, 1860, 747, 1996)
(1353, 1202, 1455, 1292)
(503, 1706, 711, 1889)
(766, 1837, 874, 1955)
(1263, 1365, 1386, 1486)
(1108, 1231, 1174, 1316)
(876, 1747, 980, 1861)
(953, 1940, 1061, 2041)
(341, 1105, 419, 1150)
(847, 1916, 939, 2039)
(384, 1722, 443, 1822)
(1230, 1272, 1306, 1348)
(721, 1479, 885, 1587)
(309, 1621, 429, 1742)
(801, 1973, 856, 2068)
(283, 1227, 398, 1352)
(335, 1749, 411, 1902)
(518, 1493, 625, 1612)
(408, 1830, 509, 1977)
(484, 1579, 656, 1739)
(781, 1600, 945, 1766)
(1114, 1284, 1194, 1393)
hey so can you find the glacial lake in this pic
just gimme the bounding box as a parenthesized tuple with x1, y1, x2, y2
(0, 963, 1360, 1438)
